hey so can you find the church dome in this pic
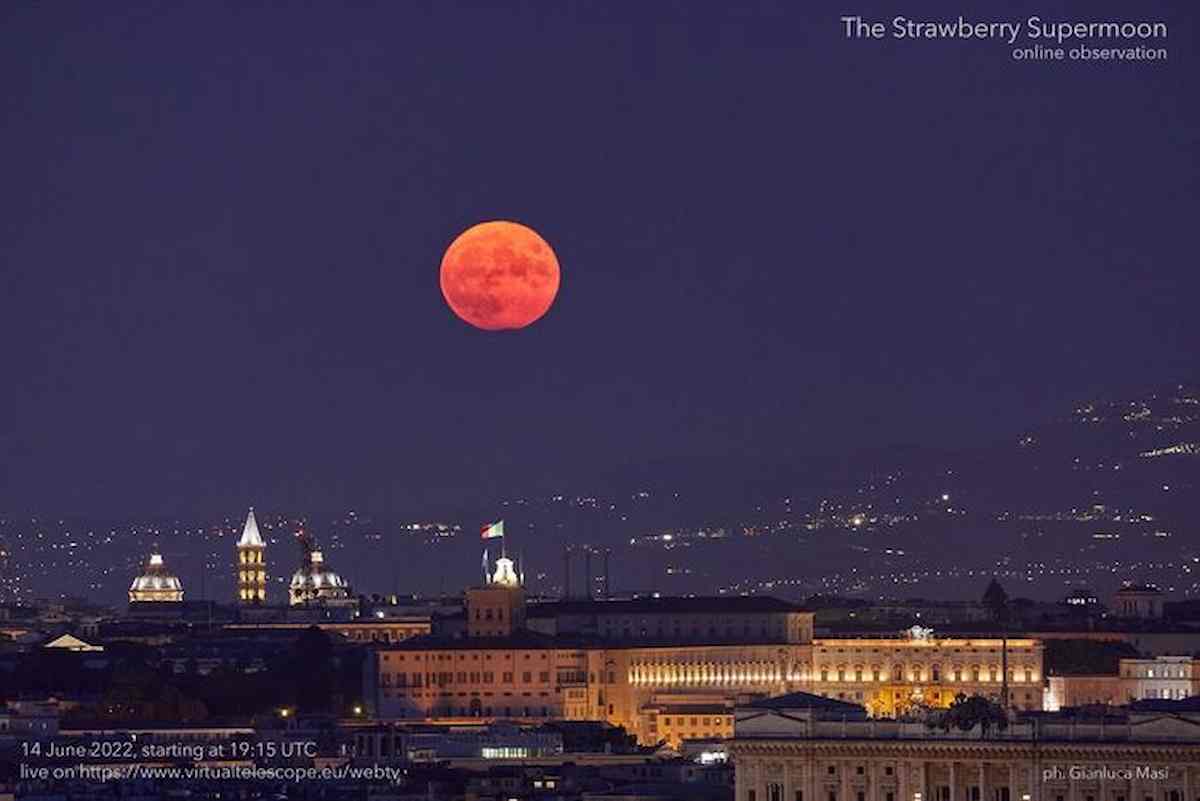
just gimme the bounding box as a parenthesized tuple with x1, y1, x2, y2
(289, 550, 351, 606)
(129, 553, 184, 602)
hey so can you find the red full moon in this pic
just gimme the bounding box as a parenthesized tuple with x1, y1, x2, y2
(439, 221, 561, 331)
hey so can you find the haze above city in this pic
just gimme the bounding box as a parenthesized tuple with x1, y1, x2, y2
(1, 2, 1197, 613)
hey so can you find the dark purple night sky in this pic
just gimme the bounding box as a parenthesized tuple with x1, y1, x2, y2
(2, 1, 1195, 518)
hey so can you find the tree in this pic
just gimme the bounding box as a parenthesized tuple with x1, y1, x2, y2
(284, 626, 336, 713)
(930, 693, 1007, 735)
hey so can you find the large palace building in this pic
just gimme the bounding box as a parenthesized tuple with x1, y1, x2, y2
(365, 556, 1045, 746)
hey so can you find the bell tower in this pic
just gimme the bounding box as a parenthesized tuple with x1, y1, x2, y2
(236, 508, 267, 603)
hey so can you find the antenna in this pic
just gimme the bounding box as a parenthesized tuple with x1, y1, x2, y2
(1001, 620, 1010, 710)
(563, 544, 572, 600)
(206, 552, 213, 630)
(584, 547, 592, 600)
(649, 548, 657, 596)
(604, 548, 611, 599)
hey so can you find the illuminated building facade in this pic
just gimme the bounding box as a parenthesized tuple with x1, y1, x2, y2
(368, 555, 589, 721)
(1121, 656, 1200, 701)
(365, 573, 1046, 745)
(1044, 675, 1124, 710)
(591, 632, 1042, 744)
(590, 641, 809, 743)
(810, 631, 1044, 717)
(369, 636, 593, 720)
(1048, 657, 1200, 710)
(128, 552, 184, 603)
(730, 694, 1200, 801)
(467, 556, 527, 638)
(645, 700, 734, 747)
(236, 508, 267, 604)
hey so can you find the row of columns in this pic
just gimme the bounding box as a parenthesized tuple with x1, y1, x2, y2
(742, 758, 1193, 801)
(630, 661, 789, 686)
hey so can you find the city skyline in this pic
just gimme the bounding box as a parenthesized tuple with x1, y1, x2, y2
(2, 2, 1198, 798)
(3, 378, 1196, 606)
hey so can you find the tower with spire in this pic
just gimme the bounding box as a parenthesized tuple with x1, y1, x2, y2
(236, 508, 267, 604)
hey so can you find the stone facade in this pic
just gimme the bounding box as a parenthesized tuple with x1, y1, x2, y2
(730, 696, 1200, 801)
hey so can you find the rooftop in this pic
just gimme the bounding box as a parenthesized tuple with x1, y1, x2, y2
(1131, 697, 1200, 713)
(744, 692, 867, 717)
(649, 704, 733, 716)
(374, 630, 594, 652)
(528, 596, 804, 617)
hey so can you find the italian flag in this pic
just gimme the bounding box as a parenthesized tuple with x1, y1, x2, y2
(481, 520, 504, 540)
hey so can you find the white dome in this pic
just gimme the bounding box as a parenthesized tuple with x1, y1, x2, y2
(129, 553, 184, 602)
(131, 574, 183, 592)
(288, 549, 351, 605)
(289, 566, 347, 591)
